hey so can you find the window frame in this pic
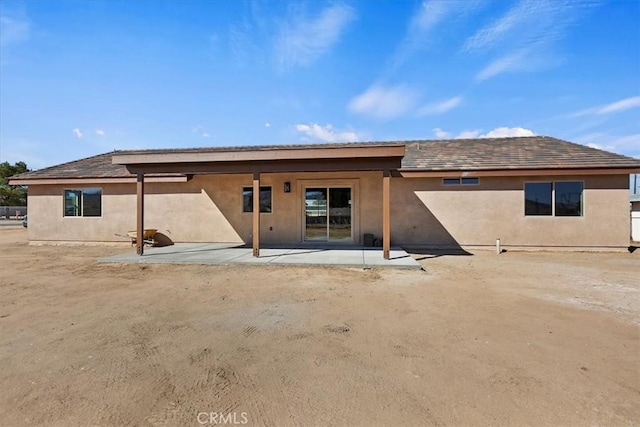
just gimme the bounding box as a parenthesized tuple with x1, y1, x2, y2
(442, 177, 480, 186)
(524, 181, 553, 216)
(554, 180, 584, 217)
(242, 186, 273, 214)
(63, 188, 103, 218)
(523, 180, 584, 217)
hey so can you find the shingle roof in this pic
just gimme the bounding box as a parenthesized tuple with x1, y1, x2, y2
(14, 152, 133, 179)
(401, 136, 640, 170)
(10, 136, 640, 181)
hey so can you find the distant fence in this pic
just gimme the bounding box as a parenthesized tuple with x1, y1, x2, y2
(0, 206, 27, 220)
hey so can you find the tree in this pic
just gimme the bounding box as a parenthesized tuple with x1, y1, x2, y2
(0, 161, 29, 206)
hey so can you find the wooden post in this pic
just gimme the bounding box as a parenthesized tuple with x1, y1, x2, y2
(136, 172, 144, 255)
(252, 172, 260, 257)
(382, 170, 391, 260)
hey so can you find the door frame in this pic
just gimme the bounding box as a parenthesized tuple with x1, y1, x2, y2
(298, 179, 360, 244)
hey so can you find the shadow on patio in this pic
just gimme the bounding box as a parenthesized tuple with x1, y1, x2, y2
(99, 243, 421, 270)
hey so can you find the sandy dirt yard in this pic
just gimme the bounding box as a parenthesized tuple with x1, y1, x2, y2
(0, 227, 638, 426)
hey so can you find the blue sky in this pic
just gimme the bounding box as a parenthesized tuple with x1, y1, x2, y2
(1, 0, 639, 170)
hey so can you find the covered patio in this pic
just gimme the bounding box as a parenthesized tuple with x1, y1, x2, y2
(99, 243, 421, 269)
(112, 143, 406, 259)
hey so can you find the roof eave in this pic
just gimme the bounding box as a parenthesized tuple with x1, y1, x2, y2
(112, 144, 406, 165)
(399, 166, 640, 178)
(8, 175, 190, 186)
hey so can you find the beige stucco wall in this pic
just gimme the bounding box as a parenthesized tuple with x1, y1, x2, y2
(391, 174, 631, 248)
(26, 171, 383, 245)
(26, 173, 631, 248)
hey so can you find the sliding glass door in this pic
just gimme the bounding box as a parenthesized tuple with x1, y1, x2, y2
(305, 187, 352, 242)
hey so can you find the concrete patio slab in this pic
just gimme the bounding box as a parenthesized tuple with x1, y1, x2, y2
(99, 243, 421, 269)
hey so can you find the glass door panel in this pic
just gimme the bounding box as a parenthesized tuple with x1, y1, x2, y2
(328, 188, 352, 241)
(305, 188, 327, 241)
(305, 187, 352, 242)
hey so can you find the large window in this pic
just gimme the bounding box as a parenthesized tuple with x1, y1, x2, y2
(555, 182, 583, 216)
(524, 181, 583, 217)
(242, 186, 272, 213)
(524, 183, 553, 215)
(64, 188, 102, 217)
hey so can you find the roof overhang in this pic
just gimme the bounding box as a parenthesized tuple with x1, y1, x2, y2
(113, 145, 405, 164)
(113, 144, 406, 174)
(9, 175, 190, 186)
(399, 167, 640, 178)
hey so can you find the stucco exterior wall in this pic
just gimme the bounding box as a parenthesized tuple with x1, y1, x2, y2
(391, 174, 631, 248)
(26, 173, 631, 248)
(26, 171, 383, 245)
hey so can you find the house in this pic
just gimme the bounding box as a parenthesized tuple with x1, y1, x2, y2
(10, 136, 640, 257)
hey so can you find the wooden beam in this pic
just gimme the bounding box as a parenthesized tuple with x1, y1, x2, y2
(136, 173, 144, 255)
(252, 172, 260, 257)
(124, 157, 403, 176)
(382, 170, 391, 260)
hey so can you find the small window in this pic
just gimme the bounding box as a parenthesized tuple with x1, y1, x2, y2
(461, 177, 479, 185)
(524, 182, 552, 216)
(443, 177, 480, 185)
(64, 188, 102, 217)
(243, 186, 272, 213)
(555, 181, 583, 216)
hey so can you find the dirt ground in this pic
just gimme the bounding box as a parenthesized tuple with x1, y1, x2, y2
(0, 227, 638, 426)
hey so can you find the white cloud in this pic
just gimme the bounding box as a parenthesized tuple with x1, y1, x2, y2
(467, 0, 598, 81)
(295, 123, 359, 143)
(95, 129, 105, 136)
(264, 122, 271, 128)
(465, 0, 594, 52)
(586, 142, 614, 152)
(436, 126, 536, 139)
(410, 0, 452, 33)
(418, 96, 462, 115)
(570, 96, 640, 118)
(432, 127, 451, 139)
(72, 128, 83, 139)
(610, 133, 640, 148)
(191, 124, 211, 138)
(348, 84, 418, 120)
(0, 15, 30, 47)
(276, 4, 355, 69)
(475, 49, 529, 81)
(598, 97, 640, 114)
(576, 133, 640, 157)
(480, 127, 535, 138)
(229, 22, 253, 65)
(392, 0, 485, 67)
(456, 130, 481, 139)
(465, 1, 548, 52)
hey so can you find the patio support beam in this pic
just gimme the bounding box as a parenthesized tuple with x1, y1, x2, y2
(382, 169, 391, 260)
(252, 172, 260, 257)
(136, 172, 145, 256)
